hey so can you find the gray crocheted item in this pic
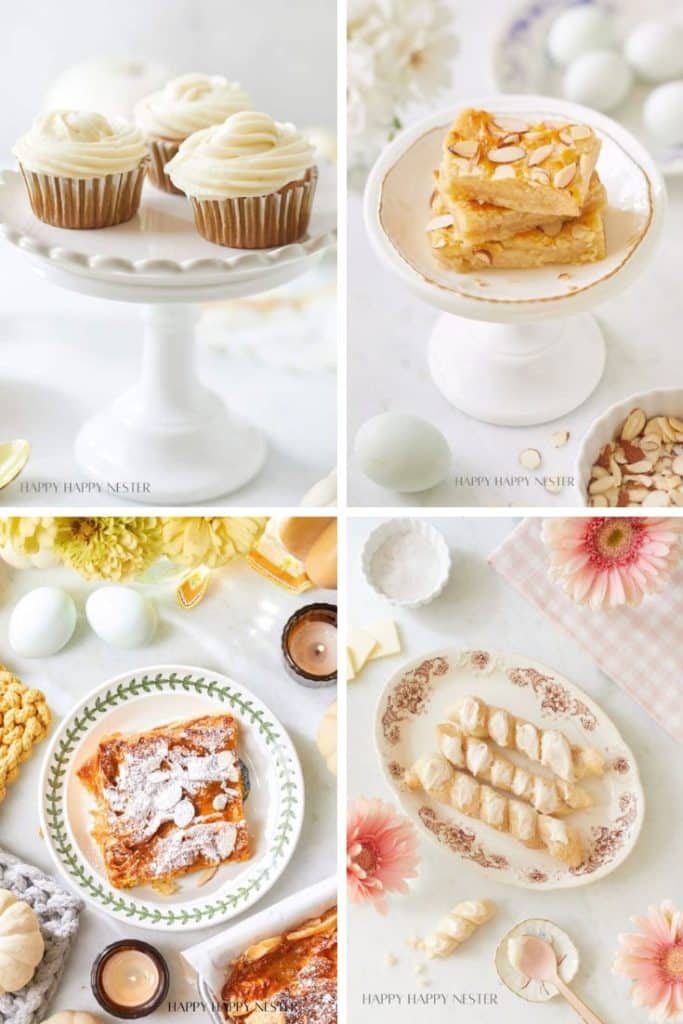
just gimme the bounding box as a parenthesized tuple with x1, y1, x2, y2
(0, 846, 82, 1024)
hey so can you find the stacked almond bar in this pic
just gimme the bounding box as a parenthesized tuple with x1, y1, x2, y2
(427, 108, 607, 272)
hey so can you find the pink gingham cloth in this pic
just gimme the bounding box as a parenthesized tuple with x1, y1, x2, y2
(489, 517, 683, 744)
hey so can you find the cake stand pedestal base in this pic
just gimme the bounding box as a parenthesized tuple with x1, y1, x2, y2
(75, 304, 267, 504)
(427, 311, 606, 427)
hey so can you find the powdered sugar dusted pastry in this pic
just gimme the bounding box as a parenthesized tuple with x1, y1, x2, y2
(421, 900, 496, 958)
(437, 722, 593, 816)
(406, 753, 585, 866)
(450, 696, 605, 782)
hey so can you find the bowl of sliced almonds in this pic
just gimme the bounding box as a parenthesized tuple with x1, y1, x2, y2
(576, 388, 683, 508)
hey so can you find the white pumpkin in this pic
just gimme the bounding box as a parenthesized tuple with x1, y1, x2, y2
(316, 701, 337, 776)
(41, 1013, 102, 1024)
(0, 888, 44, 995)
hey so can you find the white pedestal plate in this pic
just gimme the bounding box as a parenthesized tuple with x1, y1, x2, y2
(0, 169, 336, 503)
(365, 95, 665, 427)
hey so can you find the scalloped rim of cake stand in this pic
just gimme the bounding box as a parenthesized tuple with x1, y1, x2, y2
(0, 168, 337, 289)
(364, 94, 666, 324)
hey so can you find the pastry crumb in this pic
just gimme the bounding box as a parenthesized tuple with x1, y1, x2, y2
(384, 952, 398, 967)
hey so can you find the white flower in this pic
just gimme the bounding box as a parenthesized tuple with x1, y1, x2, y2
(347, 0, 458, 176)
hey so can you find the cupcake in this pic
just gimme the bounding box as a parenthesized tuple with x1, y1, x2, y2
(165, 111, 317, 248)
(12, 110, 149, 229)
(134, 73, 251, 193)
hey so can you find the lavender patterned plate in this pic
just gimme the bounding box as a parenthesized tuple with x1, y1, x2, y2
(375, 648, 644, 889)
(494, 0, 683, 176)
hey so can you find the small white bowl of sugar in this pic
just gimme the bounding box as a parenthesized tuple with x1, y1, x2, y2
(361, 518, 451, 608)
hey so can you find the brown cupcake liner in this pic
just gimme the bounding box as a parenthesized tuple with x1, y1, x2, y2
(19, 162, 148, 229)
(147, 137, 184, 194)
(190, 166, 318, 249)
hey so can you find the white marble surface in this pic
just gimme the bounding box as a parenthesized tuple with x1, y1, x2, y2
(0, 557, 336, 1020)
(347, 0, 683, 508)
(347, 515, 683, 1023)
(0, 243, 336, 507)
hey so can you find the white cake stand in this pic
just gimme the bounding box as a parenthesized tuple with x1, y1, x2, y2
(365, 95, 666, 427)
(0, 168, 336, 503)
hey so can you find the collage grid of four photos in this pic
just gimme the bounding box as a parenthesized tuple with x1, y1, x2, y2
(2, 1, 683, 1024)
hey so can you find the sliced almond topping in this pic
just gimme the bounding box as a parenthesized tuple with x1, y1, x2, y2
(642, 490, 670, 507)
(432, 238, 447, 249)
(426, 214, 455, 231)
(559, 129, 576, 145)
(529, 168, 550, 184)
(541, 221, 563, 237)
(673, 456, 683, 475)
(196, 865, 219, 887)
(579, 154, 592, 178)
(589, 475, 616, 495)
(570, 124, 593, 140)
(527, 144, 555, 166)
(473, 249, 492, 265)
(493, 116, 529, 133)
(621, 408, 647, 441)
(590, 494, 609, 507)
(447, 154, 471, 173)
(551, 430, 570, 447)
(627, 487, 649, 503)
(487, 145, 526, 163)
(451, 139, 479, 159)
(553, 162, 577, 189)
(669, 417, 683, 432)
(626, 459, 653, 474)
(519, 448, 542, 470)
(671, 489, 683, 506)
(492, 164, 516, 180)
(592, 465, 609, 479)
(502, 133, 521, 145)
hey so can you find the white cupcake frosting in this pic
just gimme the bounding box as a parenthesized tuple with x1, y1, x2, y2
(165, 111, 315, 199)
(13, 110, 148, 178)
(135, 73, 252, 141)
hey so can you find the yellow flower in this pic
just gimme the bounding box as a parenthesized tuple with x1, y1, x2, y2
(1, 517, 61, 568)
(54, 517, 163, 580)
(161, 517, 266, 569)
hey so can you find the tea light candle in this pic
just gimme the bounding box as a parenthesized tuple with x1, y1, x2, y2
(92, 941, 169, 1019)
(282, 603, 337, 688)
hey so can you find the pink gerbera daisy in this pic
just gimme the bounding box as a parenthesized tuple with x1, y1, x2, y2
(614, 901, 683, 1021)
(541, 517, 682, 610)
(347, 797, 420, 914)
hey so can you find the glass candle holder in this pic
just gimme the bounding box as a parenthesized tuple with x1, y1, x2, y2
(282, 602, 337, 688)
(92, 940, 169, 1019)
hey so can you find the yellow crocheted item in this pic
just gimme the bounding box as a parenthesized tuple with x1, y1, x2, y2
(0, 667, 51, 802)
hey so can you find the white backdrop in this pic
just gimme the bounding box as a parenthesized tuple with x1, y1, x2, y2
(1, 0, 336, 150)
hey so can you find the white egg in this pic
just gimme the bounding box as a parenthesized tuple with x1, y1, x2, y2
(547, 6, 616, 66)
(624, 20, 683, 83)
(355, 412, 451, 493)
(644, 81, 683, 145)
(9, 587, 77, 658)
(86, 586, 156, 648)
(563, 50, 633, 111)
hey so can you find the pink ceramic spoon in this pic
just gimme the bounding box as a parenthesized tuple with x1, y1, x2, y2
(516, 936, 603, 1024)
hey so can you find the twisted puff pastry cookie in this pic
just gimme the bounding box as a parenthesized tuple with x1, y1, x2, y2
(405, 752, 585, 868)
(449, 696, 605, 782)
(436, 722, 593, 816)
(421, 899, 496, 958)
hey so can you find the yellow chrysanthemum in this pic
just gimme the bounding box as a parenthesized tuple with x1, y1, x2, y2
(54, 517, 163, 581)
(1, 517, 61, 568)
(161, 517, 266, 569)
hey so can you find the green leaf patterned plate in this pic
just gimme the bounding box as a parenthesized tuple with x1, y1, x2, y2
(39, 664, 304, 931)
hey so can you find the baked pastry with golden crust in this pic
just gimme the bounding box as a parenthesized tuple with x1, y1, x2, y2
(77, 714, 250, 890)
(439, 109, 601, 217)
(433, 170, 606, 244)
(221, 906, 337, 1023)
(450, 696, 605, 782)
(405, 753, 585, 867)
(428, 195, 605, 272)
(435, 722, 593, 816)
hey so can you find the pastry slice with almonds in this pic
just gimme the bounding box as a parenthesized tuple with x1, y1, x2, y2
(405, 753, 585, 867)
(436, 722, 593, 816)
(450, 696, 605, 782)
(439, 108, 601, 217)
(428, 193, 605, 272)
(431, 170, 606, 245)
(221, 906, 337, 1023)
